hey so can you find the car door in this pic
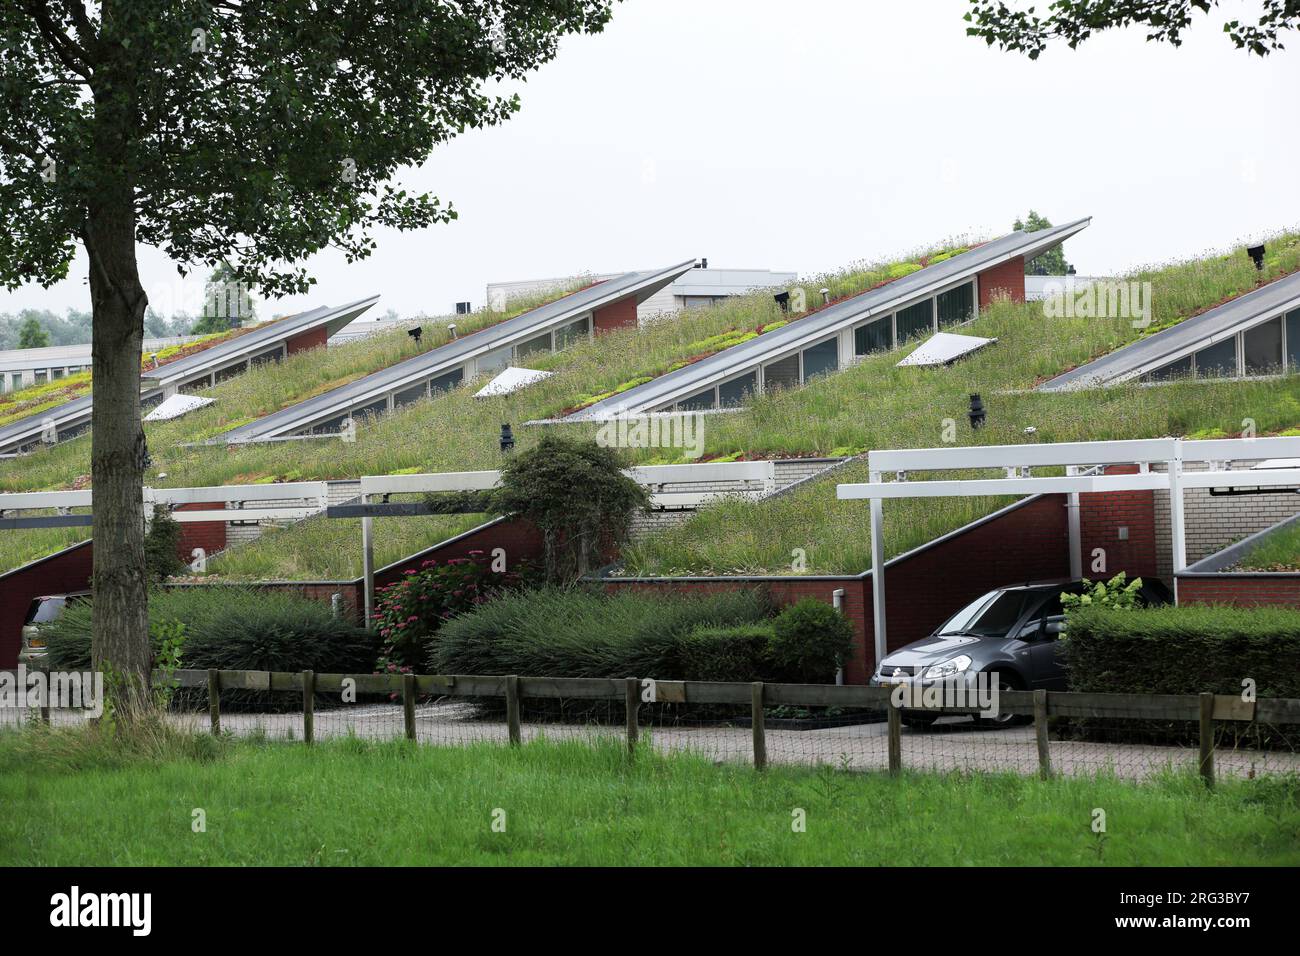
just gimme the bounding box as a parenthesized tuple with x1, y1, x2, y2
(1021, 593, 1068, 689)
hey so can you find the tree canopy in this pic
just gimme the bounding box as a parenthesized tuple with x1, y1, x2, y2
(1015, 211, 1074, 276)
(966, 1, 1298, 58)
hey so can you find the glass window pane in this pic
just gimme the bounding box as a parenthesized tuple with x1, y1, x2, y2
(515, 332, 552, 361)
(718, 371, 757, 407)
(476, 346, 512, 376)
(394, 382, 428, 408)
(1194, 338, 1237, 378)
(429, 368, 464, 395)
(854, 317, 891, 356)
(936, 283, 974, 327)
(677, 387, 716, 411)
(1244, 317, 1282, 375)
(763, 354, 800, 391)
(1144, 356, 1192, 382)
(1288, 309, 1300, 370)
(801, 338, 839, 382)
(554, 317, 590, 351)
(895, 299, 933, 342)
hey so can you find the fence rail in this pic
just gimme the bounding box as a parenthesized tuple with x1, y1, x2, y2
(151, 668, 1300, 787)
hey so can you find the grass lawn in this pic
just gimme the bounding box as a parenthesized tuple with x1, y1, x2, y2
(2, 731, 1297, 865)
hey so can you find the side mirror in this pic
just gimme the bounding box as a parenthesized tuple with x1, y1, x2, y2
(1045, 618, 1066, 637)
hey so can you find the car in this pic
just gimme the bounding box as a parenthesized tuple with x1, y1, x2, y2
(870, 579, 1172, 727)
(18, 592, 89, 667)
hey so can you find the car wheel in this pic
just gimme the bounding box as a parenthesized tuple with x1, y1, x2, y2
(974, 673, 1030, 727)
(901, 712, 939, 730)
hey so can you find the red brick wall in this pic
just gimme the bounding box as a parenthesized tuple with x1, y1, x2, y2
(1178, 576, 1300, 606)
(592, 297, 638, 335)
(285, 325, 328, 354)
(977, 256, 1025, 307)
(0, 540, 93, 668)
(1078, 467, 1159, 580)
(176, 502, 227, 564)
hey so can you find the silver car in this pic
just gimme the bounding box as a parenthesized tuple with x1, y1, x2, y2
(18, 592, 88, 667)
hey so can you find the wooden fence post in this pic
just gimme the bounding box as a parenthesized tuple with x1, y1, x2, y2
(751, 681, 767, 771)
(1198, 692, 1215, 788)
(506, 675, 521, 746)
(207, 668, 221, 736)
(625, 677, 639, 756)
(403, 673, 416, 742)
(1033, 689, 1052, 779)
(887, 702, 902, 776)
(302, 670, 315, 744)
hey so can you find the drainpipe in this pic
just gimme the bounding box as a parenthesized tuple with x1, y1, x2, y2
(1066, 463, 1083, 580)
(832, 588, 846, 685)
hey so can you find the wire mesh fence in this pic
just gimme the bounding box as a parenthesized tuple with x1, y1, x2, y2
(5, 668, 1299, 783)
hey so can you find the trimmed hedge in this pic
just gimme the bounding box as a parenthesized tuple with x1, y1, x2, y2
(45, 586, 377, 710)
(677, 624, 776, 682)
(1064, 604, 1300, 699)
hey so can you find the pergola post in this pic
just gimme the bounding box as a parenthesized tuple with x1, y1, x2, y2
(361, 492, 375, 627)
(868, 471, 887, 670)
(1168, 442, 1186, 605)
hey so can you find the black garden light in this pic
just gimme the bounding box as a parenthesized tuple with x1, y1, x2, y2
(407, 326, 422, 344)
(499, 423, 515, 454)
(1247, 244, 1266, 271)
(773, 290, 790, 312)
(968, 393, 986, 430)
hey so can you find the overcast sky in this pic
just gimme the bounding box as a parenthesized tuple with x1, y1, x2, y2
(4, 0, 1298, 322)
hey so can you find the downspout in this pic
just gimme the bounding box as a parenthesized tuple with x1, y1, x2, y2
(832, 588, 846, 685)
(1066, 465, 1083, 580)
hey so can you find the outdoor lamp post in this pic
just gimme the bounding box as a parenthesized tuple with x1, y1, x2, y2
(968, 393, 986, 430)
(500, 423, 515, 454)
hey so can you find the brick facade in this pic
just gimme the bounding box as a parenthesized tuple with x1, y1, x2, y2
(285, 325, 328, 354)
(1178, 575, 1300, 607)
(1078, 465, 1159, 580)
(976, 256, 1025, 307)
(592, 297, 638, 335)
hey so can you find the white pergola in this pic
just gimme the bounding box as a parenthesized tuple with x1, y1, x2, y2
(838, 436, 1300, 665)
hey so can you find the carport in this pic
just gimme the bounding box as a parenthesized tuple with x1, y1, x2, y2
(838, 435, 1300, 664)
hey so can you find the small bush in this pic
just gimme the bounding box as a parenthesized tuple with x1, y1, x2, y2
(769, 598, 855, 683)
(372, 552, 533, 670)
(677, 624, 776, 682)
(144, 510, 186, 582)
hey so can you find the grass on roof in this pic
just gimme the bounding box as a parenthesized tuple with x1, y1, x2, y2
(1231, 520, 1300, 572)
(2, 233, 1300, 577)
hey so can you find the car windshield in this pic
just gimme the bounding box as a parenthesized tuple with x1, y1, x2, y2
(25, 598, 66, 625)
(936, 590, 1036, 638)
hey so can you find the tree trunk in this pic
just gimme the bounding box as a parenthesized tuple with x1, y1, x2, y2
(85, 193, 150, 715)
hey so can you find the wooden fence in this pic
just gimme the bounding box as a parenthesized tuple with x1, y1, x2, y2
(162, 668, 1300, 788)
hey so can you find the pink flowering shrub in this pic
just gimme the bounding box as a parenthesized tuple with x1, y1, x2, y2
(372, 550, 531, 670)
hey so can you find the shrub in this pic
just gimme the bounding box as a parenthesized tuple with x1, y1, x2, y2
(488, 435, 650, 583)
(769, 598, 855, 683)
(1063, 604, 1300, 699)
(45, 587, 377, 710)
(371, 552, 533, 670)
(1061, 572, 1143, 613)
(677, 624, 776, 682)
(144, 510, 186, 582)
(429, 586, 771, 679)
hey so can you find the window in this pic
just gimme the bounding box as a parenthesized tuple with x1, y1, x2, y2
(34, 371, 47, 385)
(1194, 339, 1237, 378)
(51, 369, 64, 380)
(801, 338, 839, 382)
(763, 354, 800, 391)
(476, 346, 511, 376)
(393, 382, 428, 408)
(936, 283, 974, 327)
(677, 387, 717, 411)
(1144, 356, 1192, 382)
(854, 317, 891, 356)
(515, 332, 552, 362)
(718, 371, 757, 407)
(1243, 317, 1283, 374)
(1288, 309, 1300, 371)
(554, 317, 590, 350)
(428, 368, 464, 395)
(895, 299, 934, 342)
(215, 362, 246, 384)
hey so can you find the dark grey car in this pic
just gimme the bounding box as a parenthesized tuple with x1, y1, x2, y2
(870, 579, 1171, 727)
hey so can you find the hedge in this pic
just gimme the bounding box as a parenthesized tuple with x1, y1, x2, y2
(1064, 604, 1300, 699)
(44, 586, 377, 710)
